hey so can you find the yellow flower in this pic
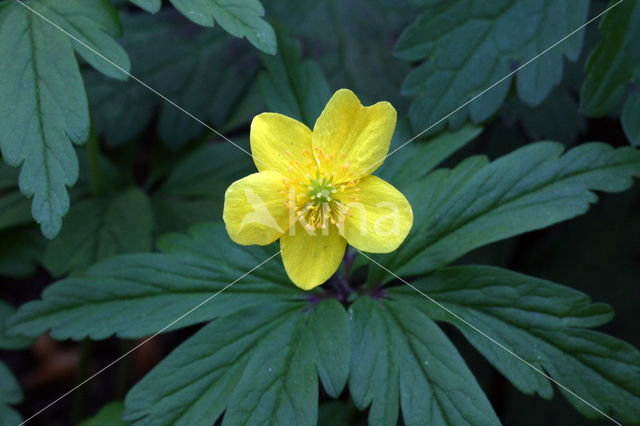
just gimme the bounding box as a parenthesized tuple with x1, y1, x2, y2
(223, 89, 413, 290)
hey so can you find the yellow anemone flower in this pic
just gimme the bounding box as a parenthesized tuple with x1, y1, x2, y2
(223, 89, 413, 290)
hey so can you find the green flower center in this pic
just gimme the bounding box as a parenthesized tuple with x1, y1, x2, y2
(307, 177, 336, 205)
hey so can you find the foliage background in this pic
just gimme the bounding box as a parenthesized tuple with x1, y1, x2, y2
(0, 0, 639, 425)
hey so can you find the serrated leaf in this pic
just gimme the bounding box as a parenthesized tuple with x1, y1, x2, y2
(7, 222, 297, 340)
(370, 142, 640, 283)
(128, 0, 161, 13)
(35, 0, 130, 81)
(123, 299, 349, 425)
(0, 227, 45, 279)
(79, 401, 126, 426)
(0, 0, 129, 238)
(0, 361, 22, 424)
(258, 29, 331, 127)
(44, 187, 154, 277)
(85, 12, 259, 148)
(391, 266, 640, 422)
(349, 296, 499, 426)
(267, 0, 413, 107)
(580, 0, 640, 115)
(375, 120, 482, 191)
(396, 0, 588, 134)
(168, 0, 276, 53)
(0, 301, 33, 350)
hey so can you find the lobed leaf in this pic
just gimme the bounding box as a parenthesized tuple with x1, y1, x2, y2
(258, 29, 331, 127)
(390, 266, 640, 422)
(369, 142, 640, 283)
(0, 0, 129, 238)
(44, 187, 154, 277)
(7, 223, 297, 339)
(0, 361, 22, 425)
(348, 296, 499, 426)
(85, 12, 259, 148)
(396, 0, 589, 134)
(123, 299, 350, 425)
(168, 0, 276, 53)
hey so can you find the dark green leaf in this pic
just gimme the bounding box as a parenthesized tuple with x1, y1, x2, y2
(622, 88, 640, 147)
(0, 0, 129, 238)
(128, 0, 161, 13)
(371, 142, 640, 282)
(79, 401, 126, 426)
(168, 0, 276, 53)
(258, 29, 331, 127)
(349, 296, 499, 426)
(86, 12, 259, 148)
(152, 140, 255, 233)
(266, 0, 413, 107)
(391, 266, 640, 422)
(580, 1, 640, 115)
(7, 222, 297, 339)
(44, 187, 154, 277)
(375, 120, 482, 191)
(502, 87, 586, 143)
(0, 361, 22, 424)
(0, 301, 33, 350)
(123, 299, 350, 425)
(396, 0, 588, 134)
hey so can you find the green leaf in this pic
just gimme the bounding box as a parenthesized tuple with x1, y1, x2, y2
(168, 0, 276, 53)
(349, 296, 499, 426)
(370, 142, 640, 282)
(123, 299, 350, 425)
(44, 187, 154, 277)
(0, 227, 45, 279)
(396, 0, 589, 133)
(0, 301, 33, 350)
(267, 0, 413, 107)
(152, 140, 255, 233)
(79, 401, 126, 426)
(621, 89, 640, 147)
(128, 0, 162, 13)
(0, 361, 23, 425)
(502, 87, 586, 144)
(7, 222, 297, 340)
(580, 0, 640, 115)
(0, 0, 130, 238)
(376, 120, 482, 191)
(391, 266, 640, 422)
(86, 12, 259, 148)
(258, 29, 331, 127)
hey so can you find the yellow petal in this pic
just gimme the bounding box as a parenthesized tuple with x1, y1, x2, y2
(341, 175, 413, 253)
(280, 221, 347, 290)
(223, 171, 290, 246)
(250, 112, 314, 179)
(312, 89, 396, 180)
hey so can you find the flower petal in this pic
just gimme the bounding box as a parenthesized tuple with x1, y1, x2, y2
(223, 171, 290, 246)
(312, 89, 396, 180)
(280, 221, 347, 290)
(341, 175, 413, 253)
(250, 112, 314, 178)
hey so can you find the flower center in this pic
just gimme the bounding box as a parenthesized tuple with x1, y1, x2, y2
(281, 149, 361, 233)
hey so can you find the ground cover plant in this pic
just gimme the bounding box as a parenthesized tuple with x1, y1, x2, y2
(0, 0, 639, 425)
